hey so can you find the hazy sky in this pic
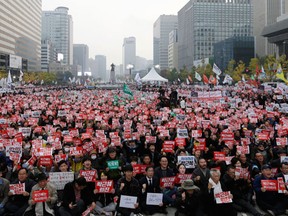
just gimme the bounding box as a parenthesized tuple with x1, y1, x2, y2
(42, 0, 189, 66)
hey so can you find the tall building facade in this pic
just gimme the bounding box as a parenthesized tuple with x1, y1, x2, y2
(42, 7, 73, 66)
(122, 37, 136, 75)
(153, 15, 178, 70)
(178, 0, 253, 70)
(95, 55, 107, 81)
(253, 0, 288, 57)
(73, 44, 89, 73)
(168, 29, 178, 70)
(41, 40, 57, 72)
(0, 0, 41, 71)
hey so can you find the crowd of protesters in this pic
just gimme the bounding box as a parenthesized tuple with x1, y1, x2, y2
(0, 82, 287, 216)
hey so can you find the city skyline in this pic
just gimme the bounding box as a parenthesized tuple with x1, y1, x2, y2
(42, 0, 189, 67)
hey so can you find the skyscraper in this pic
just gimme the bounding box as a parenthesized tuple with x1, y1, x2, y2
(178, 0, 252, 70)
(168, 29, 178, 70)
(42, 7, 73, 66)
(253, 0, 285, 56)
(95, 55, 107, 81)
(0, 0, 41, 71)
(122, 37, 136, 76)
(153, 15, 178, 70)
(73, 44, 89, 73)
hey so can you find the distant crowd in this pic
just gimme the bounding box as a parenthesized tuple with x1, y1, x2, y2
(0, 83, 287, 216)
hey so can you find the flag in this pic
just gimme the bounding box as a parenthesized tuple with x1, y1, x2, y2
(123, 84, 133, 97)
(276, 64, 288, 82)
(72, 77, 76, 83)
(188, 75, 193, 82)
(19, 70, 24, 82)
(186, 78, 190, 85)
(259, 66, 266, 80)
(255, 65, 260, 77)
(203, 74, 209, 84)
(213, 63, 222, 76)
(69, 77, 72, 83)
(242, 75, 246, 82)
(195, 72, 202, 81)
(250, 75, 255, 80)
(134, 73, 141, 85)
(209, 75, 217, 85)
(41, 80, 44, 85)
(7, 70, 12, 87)
(178, 78, 181, 82)
(223, 74, 233, 84)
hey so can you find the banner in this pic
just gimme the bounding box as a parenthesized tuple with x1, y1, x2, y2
(213, 63, 222, 76)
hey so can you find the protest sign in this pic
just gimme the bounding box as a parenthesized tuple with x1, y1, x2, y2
(191, 130, 202, 138)
(9, 183, 25, 195)
(79, 170, 97, 182)
(160, 177, 176, 188)
(39, 156, 53, 166)
(132, 164, 147, 174)
(278, 177, 287, 193)
(177, 128, 188, 138)
(175, 138, 186, 147)
(194, 138, 206, 150)
(95, 180, 114, 193)
(119, 195, 137, 209)
(107, 160, 119, 170)
(175, 174, 193, 184)
(32, 190, 49, 203)
(215, 191, 233, 204)
(69, 147, 83, 156)
(162, 141, 175, 153)
(261, 180, 278, 191)
(177, 156, 195, 169)
(276, 138, 287, 146)
(49, 172, 74, 190)
(146, 193, 163, 206)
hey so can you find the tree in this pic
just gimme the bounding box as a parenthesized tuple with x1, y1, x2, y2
(248, 58, 260, 76)
(231, 61, 246, 82)
(225, 59, 236, 76)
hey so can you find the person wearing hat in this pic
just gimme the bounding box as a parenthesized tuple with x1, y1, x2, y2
(115, 165, 142, 216)
(175, 179, 203, 216)
(253, 164, 286, 216)
(24, 172, 57, 216)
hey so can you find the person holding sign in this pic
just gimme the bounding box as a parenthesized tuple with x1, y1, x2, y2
(139, 166, 165, 215)
(206, 169, 237, 216)
(175, 179, 204, 216)
(0, 167, 9, 215)
(58, 177, 96, 216)
(24, 173, 57, 216)
(93, 171, 116, 216)
(115, 165, 142, 216)
(5, 168, 36, 216)
(102, 147, 123, 183)
(253, 164, 287, 216)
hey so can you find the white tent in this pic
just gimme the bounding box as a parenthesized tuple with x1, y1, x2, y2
(141, 67, 168, 82)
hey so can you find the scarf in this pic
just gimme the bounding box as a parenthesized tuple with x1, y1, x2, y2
(208, 178, 222, 197)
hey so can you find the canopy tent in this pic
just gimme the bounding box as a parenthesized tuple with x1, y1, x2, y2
(141, 67, 168, 82)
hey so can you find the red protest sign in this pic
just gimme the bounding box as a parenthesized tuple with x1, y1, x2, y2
(162, 141, 175, 153)
(221, 132, 234, 141)
(79, 170, 97, 182)
(236, 146, 250, 154)
(32, 190, 49, 202)
(132, 164, 147, 174)
(175, 138, 186, 147)
(261, 180, 278, 191)
(215, 191, 233, 204)
(258, 132, 270, 140)
(145, 136, 156, 144)
(63, 135, 73, 143)
(9, 183, 25, 195)
(276, 138, 287, 146)
(192, 130, 202, 138)
(278, 177, 287, 193)
(54, 154, 66, 163)
(175, 174, 193, 184)
(194, 138, 206, 151)
(160, 177, 176, 188)
(95, 180, 114, 193)
(27, 155, 37, 166)
(235, 167, 249, 179)
(39, 156, 53, 166)
(69, 147, 83, 156)
(213, 152, 225, 161)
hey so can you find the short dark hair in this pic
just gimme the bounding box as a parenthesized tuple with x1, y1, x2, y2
(75, 176, 87, 187)
(145, 166, 154, 172)
(159, 155, 168, 162)
(18, 167, 28, 174)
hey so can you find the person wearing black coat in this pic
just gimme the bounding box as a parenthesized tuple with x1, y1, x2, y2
(205, 169, 237, 216)
(139, 166, 166, 215)
(175, 180, 204, 216)
(192, 158, 210, 191)
(58, 177, 96, 216)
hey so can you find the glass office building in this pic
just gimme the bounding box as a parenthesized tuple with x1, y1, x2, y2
(178, 0, 253, 70)
(0, 0, 42, 71)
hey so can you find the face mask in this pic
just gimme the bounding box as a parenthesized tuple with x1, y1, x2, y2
(64, 147, 70, 152)
(24, 144, 31, 149)
(91, 155, 97, 160)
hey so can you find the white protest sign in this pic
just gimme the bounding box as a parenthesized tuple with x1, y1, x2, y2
(146, 193, 163, 206)
(49, 172, 74, 190)
(5, 146, 22, 157)
(119, 195, 137, 209)
(177, 128, 188, 138)
(19, 127, 31, 137)
(177, 156, 195, 169)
